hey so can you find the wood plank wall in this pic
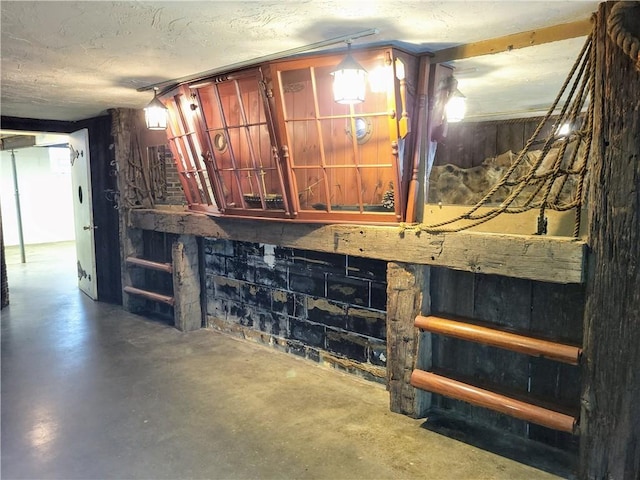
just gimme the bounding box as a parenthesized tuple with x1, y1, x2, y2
(78, 115, 122, 304)
(430, 267, 584, 451)
(433, 116, 555, 168)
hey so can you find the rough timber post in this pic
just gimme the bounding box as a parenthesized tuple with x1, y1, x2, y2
(386, 262, 431, 417)
(172, 235, 202, 332)
(580, 2, 640, 478)
(112, 108, 145, 313)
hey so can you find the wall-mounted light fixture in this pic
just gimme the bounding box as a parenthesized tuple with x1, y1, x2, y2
(444, 78, 466, 123)
(432, 75, 467, 143)
(144, 88, 168, 130)
(331, 41, 368, 105)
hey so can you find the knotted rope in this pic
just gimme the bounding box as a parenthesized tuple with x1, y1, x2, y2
(607, 1, 640, 72)
(405, 21, 596, 237)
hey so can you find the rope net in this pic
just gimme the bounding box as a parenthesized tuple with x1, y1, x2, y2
(413, 26, 596, 237)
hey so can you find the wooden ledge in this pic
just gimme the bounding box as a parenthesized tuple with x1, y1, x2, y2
(129, 208, 586, 284)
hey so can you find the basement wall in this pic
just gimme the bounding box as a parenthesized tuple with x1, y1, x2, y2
(429, 267, 584, 453)
(203, 238, 388, 383)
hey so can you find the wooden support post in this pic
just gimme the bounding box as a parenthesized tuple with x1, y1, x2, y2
(386, 262, 431, 417)
(580, 3, 640, 478)
(112, 108, 146, 313)
(172, 235, 202, 332)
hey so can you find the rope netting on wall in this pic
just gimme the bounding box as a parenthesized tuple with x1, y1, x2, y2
(411, 21, 598, 238)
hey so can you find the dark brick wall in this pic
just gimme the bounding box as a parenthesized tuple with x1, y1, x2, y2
(152, 145, 185, 206)
(204, 239, 388, 382)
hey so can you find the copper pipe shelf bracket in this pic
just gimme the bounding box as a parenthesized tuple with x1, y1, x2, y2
(415, 314, 582, 365)
(410, 369, 578, 434)
(126, 256, 174, 274)
(123, 286, 175, 306)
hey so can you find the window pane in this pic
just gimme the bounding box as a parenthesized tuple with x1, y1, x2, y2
(198, 86, 225, 130)
(280, 68, 314, 120)
(218, 82, 242, 127)
(238, 77, 266, 125)
(296, 168, 328, 211)
(320, 119, 355, 166)
(285, 120, 321, 168)
(315, 64, 350, 118)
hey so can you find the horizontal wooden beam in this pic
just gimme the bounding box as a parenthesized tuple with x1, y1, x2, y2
(432, 18, 593, 64)
(415, 315, 582, 365)
(410, 369, 577, 434)
(130, 209, 586, 284)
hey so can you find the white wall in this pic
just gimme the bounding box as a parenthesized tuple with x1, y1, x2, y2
(1, 146, 75, 246)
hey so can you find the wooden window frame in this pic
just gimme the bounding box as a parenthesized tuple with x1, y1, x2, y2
(161, 46, 416, 225)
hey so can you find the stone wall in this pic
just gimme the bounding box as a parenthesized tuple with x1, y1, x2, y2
(204, 238, 388, 382)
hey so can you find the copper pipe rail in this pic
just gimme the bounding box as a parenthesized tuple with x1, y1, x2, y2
(123, 286, 175, 306)
(126, 256, 173, 274)
(415, 315, 581, 365)
(410, 369, 577, 434)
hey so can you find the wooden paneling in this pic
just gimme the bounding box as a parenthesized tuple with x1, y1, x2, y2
(434, 116, 561, 169)
(77, 114, 122, 304)
(429, 267, 584, 447)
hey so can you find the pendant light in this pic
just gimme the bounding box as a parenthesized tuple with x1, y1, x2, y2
(331, 41, 368, 105)
(144, 88, 168, 130)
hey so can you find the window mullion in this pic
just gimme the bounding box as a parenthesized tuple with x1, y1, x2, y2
(192, 89, 225, 210)
(309, 66, 334, 212)
(259, 77, 293, 216)
(175, 91, 213, 206)
(234, 79, 267, 208)
(347, 104, 365, 212)
(166, 99, 199, 205)
(213, 83, 246, 208)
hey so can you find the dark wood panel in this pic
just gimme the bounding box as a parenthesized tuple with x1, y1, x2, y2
(434, 117, 557, 169)
(428, 268, 582, 448)
(580, 4, 640, 478)
(0, 116, 75, 133)
(77, 114, 122, 305)
(496, 121, 526, 156)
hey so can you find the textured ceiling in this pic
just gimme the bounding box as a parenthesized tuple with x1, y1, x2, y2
(1, 1, 599, 123)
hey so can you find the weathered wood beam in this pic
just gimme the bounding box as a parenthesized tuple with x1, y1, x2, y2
(580, 3, 640, 478)
(130, 208, 586, 284)
(432, 18, 593, 64)
(172, 235, 202, 332)
(113, 109, 146, 313)
(387, 263, 431, 417)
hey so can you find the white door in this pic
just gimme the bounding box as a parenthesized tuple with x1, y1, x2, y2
(69, 128, 98, 300)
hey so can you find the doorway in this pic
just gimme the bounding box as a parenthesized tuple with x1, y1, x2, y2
(0, 130, 96, 303)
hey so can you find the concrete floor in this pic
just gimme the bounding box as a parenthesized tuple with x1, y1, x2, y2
(1, 242, 562, 479)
